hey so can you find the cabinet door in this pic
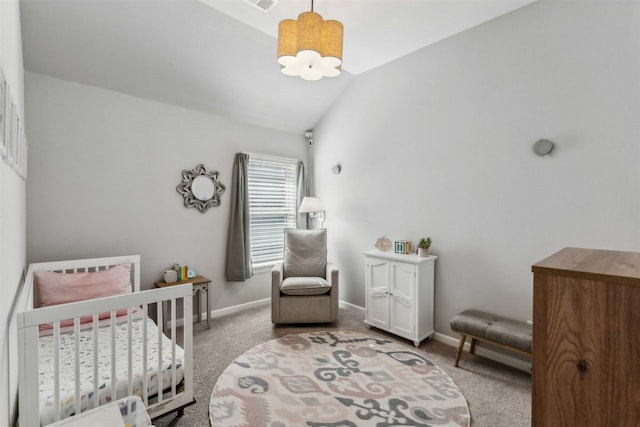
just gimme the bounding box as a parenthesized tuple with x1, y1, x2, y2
(533, 274, 640, 427)
(365, 258, 389, 329)
(389, 261, 415, 338)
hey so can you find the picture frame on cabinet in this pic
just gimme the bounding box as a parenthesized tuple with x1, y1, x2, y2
(0, 72, 6, 159)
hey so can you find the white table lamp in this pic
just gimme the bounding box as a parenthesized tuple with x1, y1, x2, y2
(299, 197, 325, 227)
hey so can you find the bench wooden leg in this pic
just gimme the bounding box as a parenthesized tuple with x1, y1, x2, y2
(469, 337, 477, 354)
(454, 334, 466, 367)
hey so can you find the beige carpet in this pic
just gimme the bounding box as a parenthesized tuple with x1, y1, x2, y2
(154, 304, 531, 427)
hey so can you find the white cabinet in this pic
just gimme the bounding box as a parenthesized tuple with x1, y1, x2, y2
(363, 249, 436, 347)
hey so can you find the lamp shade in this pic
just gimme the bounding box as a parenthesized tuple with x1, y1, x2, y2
(277, 19, 298, 58)
(299, 197, 324, 213)
(277, 10, 343, 81)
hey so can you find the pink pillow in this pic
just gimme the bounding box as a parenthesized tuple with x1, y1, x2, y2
(35, 263, 133, 329)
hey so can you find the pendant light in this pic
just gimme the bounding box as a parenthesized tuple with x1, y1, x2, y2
(277, 0, 343, 81)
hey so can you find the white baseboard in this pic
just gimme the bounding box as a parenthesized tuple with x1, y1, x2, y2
(184, 299, 360, 326)
(432, 332, 532, 373)
(170, 298, 271, 327)
(336, 302, 530, 372)
(339, 300, 365, 311)
(209, 298, 270, 319)
(181, 299, 531, 373)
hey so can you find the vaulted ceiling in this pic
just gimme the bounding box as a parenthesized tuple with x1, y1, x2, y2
(20, 0, 535, 134)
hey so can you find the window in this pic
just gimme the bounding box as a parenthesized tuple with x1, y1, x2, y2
(247, 155, 299, 266)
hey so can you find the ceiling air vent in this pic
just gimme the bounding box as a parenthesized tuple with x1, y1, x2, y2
(245, 0, 279, 12)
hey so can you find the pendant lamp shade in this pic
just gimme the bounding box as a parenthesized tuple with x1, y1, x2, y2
(277, 8, 343, 81)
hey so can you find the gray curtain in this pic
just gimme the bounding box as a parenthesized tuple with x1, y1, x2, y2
(225, 153, 253, 281)
(296, 161, 309, 229)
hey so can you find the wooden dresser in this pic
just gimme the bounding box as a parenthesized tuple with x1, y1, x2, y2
(531, 247, 640, 427)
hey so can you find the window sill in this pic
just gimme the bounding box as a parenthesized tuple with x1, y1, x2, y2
(252, 261, 280, 274)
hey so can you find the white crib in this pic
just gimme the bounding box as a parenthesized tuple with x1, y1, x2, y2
(16, 255, 194, 427)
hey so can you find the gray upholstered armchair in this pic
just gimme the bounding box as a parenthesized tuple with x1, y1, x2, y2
(271, 228, 339, 324)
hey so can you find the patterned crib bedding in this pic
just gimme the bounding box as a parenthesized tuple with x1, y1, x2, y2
(38, 315, 184, 426)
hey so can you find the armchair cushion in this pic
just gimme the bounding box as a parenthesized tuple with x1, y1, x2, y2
(283, 229, 327, 278)
(281, 277, 331, 296)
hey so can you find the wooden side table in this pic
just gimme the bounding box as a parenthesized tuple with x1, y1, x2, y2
(155, 275, 212, 330)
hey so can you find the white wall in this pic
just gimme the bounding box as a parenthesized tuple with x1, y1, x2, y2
(314, 1, 640, 339)
(0, 1, 24, 426)
(25, 72, 307, 313)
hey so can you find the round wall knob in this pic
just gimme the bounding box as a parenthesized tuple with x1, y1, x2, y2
(533, 139, 554, 156)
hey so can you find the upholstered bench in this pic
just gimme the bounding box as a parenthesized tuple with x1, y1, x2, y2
(450, 309, 532, 367)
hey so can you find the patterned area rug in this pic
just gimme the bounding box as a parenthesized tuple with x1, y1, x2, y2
(209, 331, 470, 426)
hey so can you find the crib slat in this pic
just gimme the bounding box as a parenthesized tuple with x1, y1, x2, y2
(53, 321, 61, 422)
(74, 317, 81, 416)
(142, 303, 149, 406)
(171, 298, 177, 397)
(182, 289, 194, 404)
(157, 302, 163, 404)
(110, 310, 117, 401)
(93, 313, 99, 410)
(127, 307, 133, 397)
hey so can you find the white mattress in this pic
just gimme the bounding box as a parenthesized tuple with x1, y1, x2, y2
(38, 315, 185, 426)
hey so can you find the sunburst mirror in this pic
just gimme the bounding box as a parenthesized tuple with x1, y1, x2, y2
(176, 164, 226, 213)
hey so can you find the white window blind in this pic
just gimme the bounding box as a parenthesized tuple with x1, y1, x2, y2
(248, 155, 299, 266)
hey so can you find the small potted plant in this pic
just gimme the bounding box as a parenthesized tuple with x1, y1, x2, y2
(418, 237, 432, 257)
